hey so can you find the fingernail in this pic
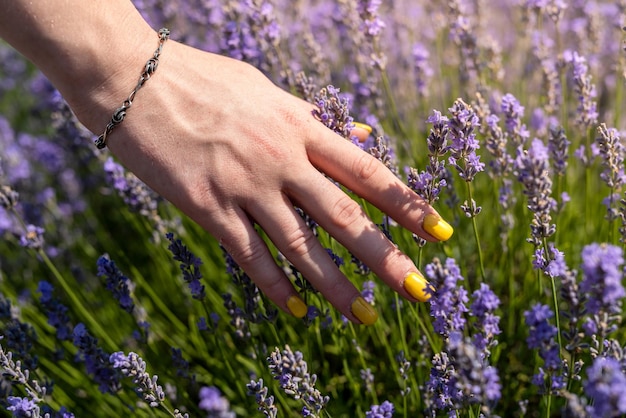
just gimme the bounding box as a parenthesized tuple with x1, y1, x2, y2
(351, 296, 378, 325)
(352, 122, 373, 143)
(403, 272, 434, 302)
(423, 213, 454, 241)
(286, 295, 308, 318)
(353, 121, 373, 134)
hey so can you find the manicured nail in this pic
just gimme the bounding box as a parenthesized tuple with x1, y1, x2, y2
(403, 272, 434, 302)
(352, 122, 373, 143)
(353, 121, 373, 134)
(286, 295, 308, 318)
(351, 296, 378, 325)
(423, 214, 454, 241)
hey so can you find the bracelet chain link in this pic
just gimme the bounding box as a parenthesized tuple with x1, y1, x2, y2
(94, 27, 170, 149)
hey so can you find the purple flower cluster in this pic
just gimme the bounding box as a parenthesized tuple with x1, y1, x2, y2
(166, 232, 206, 300)
(247, 378, 277, 418)
(72, 323, 120, 394)
(96, 255, 135, 313)
(312, 85, 356, 143)
(583, 357, 626, 417)
(109, 351, 166, 408)
(563, 49, 598, 128)
(426, 257, 469, 338)
(267, 345, 329, 415)
(524, 304, 564, 393)
(447, 98, 485, 184)
(38, 281, 73, 341)
(198, 386, 235, 418)
(365, 400, 394, 418)
(595, 124, 625, 221)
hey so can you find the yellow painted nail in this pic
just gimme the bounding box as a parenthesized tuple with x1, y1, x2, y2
(286, 295, 308, 318)
(403, 272, 434, 302)
(423, 213, 454, 241)
(353, 121, 373, 134)
(351, 296, 378, 325)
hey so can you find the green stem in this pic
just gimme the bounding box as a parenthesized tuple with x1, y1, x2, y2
(466, 182, 486, 285)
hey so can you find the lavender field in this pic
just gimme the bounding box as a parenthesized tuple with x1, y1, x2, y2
(1, 0, 626, 416)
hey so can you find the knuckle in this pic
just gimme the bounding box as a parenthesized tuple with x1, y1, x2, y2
(329, 196, 363, 230)
(282, 226, 318, 258)
(353, 152, 381, 183)
(232, 239, 267, 267)
(372, 245, 405, 273)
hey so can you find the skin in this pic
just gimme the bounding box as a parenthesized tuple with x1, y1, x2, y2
(0, 0, 450, 323)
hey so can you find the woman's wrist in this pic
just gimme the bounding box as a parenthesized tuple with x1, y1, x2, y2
(0, 1, 156, 133)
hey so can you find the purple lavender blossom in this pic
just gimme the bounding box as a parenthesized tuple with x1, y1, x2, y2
(96, 255, 135, 313)
(198, 386, 235, 418)
(500, 93, 530, 147)
(313, 85, 355, 142)
(412, 43, 433, 97)
(563, 49, 598, 128)
(361, 280, 376, 305)
(247, 378, 277, 418)
(524, 304, 564, 393)
(583, 357, 626, 417)
(6, 396, 40, 417)
(109, 351, 166, 408)
(425, 258, 469, 338)
(470, 283, 501, 357)
(72, 323, 120, 394)
(38, 281, 73, 341)
(447, 99, 485, 183)
(514, 138, 556, 246)
(19, 224, 44, 250)
(548, 126, 570, 177)
(365, 400, 394, 418)
(596, 124, 625, 221)
(166, 232, 206, 300)
(267, 345, 329, 414)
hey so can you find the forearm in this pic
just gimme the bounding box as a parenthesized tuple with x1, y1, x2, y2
(0, 0, 156, 132)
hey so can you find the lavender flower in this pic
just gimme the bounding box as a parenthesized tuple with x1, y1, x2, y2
(365, 400, 394, 418)
(267, 345, 329, 415)
(579, 243, 624, 350)
(447, 98, 484, 184)
(313, 85, 355, 142)
(37, 281, 72, 341)
(596, 124, 625, 220)
(19, 224, 44, 250)
(583, 357, 626, 417)
(72, 323, 120, 394)
(524, 304, 564, 393)
(246, 378, 277, 418)
(412, 43, 433, 97)
(563, 49, 598, 128)
(198, 386, 235, 418)
(166, 233, 206, 300)
(0, 185, 19, 210)
(500, 93, 530, 147)
(6, 396, 40, 417)
(361, 280, 376, 305)
(548, 126, 570, 177)
(360, 368, 374, 393)
(109, 351, 165, 408)
(425, 257, 469, 338)
(514, 138, 556, 246)
(470, 283, 501, 357)
(96, 255, 135, 313)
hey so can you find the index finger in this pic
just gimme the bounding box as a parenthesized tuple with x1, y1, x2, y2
(306, 130, 453, 243)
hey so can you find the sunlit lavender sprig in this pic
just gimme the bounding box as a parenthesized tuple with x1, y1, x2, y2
(0, 337, 47, 405)
(412, 43, 433, 97)
(469, 283, 501, 359)
(447, 2, 480, 86)
(425, 257, 469, 339)
(19, 224, 45, 251)
(595, 124, 625, 223)
(312, 85, 356, 143)
(501, 93, 530, 148)
(408, 110, 449, 205)
(514, 138, 556, 247)
(166, 233, 206, 301)
(110, 351, 188, 417)
(267, 345, 329, 416)
(564, 49, 599, 129)
(548, 126, 570, 178)
(446, 98, 485, 209)
(96, 255, 135, 313)
(246, 378, 277, 418)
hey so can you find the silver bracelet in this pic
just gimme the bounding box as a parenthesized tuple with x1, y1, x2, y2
(94, 28, 170, 149)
